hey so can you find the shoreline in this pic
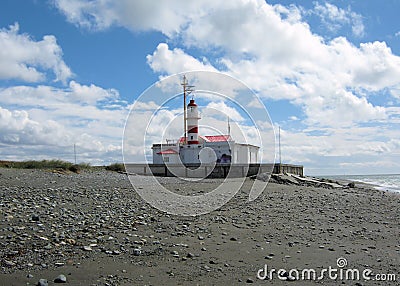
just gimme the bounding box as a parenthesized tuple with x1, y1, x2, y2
(0, 168, 398, 285)
(317, 174, 400, 194)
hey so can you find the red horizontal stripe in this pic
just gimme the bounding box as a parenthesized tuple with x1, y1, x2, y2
(188, 127, 198, 133)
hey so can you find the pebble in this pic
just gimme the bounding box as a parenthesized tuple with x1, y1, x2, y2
(55, 262, 65, 267)
(32, 214, 40, 222)
(4, 260, 16, 267)
(133, 248, 141, 256)
(54, 274, 67, 283)
(187, 252, 194, 258)
(37, 279, 48, 286)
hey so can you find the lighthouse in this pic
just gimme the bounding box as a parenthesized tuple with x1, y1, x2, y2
(151, 76, 260, 166)
(187, 99, 200, 144)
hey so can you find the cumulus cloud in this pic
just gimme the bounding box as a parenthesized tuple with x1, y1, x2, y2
(0, 81, 121, 109)
(313, 2, 365, 37)
(147, 43, 217, 74)
(0, 82, 127, 163)
(54, 0, 216, 36)
(0, 106, 74, 146)
(204, 101, 245, 122)
(0, 23, 72, 84)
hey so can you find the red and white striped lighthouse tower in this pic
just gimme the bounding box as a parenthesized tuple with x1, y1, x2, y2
(187, 99, 200, 144)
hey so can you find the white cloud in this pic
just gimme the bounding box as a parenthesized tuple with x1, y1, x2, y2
(54, 0, 216, 36)
(0, 82, 127, 163)
(0, 81, 121, 109)
(0, 106, 73, 146)
(204, 101, 245, 122)
(313, 2, 365, 37)
(68, 81, 119, 104)
(32, 0, 400, 172)
(147, 43, 217, 75)
(0, 23, 72, 84)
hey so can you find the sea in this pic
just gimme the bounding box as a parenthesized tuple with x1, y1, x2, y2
(324, 174, 400, 194)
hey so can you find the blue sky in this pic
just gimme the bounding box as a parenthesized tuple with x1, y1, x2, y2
(0, 0, 399, 175)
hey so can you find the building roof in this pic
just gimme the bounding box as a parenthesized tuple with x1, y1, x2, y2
(202, 135, 232, 142)
(179, 135, 232, 143)
(156, 148, 178, 155)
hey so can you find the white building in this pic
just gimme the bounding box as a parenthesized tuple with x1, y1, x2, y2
(152, 134, 259, 164)
(152, 93, 259, 165)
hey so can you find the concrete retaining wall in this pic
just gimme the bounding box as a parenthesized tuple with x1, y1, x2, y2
(125, 163, 304, 178)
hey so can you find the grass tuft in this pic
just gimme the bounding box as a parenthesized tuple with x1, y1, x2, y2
(105, 163, 125, 173)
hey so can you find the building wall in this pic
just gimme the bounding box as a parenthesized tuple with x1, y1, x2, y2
(180, 144, 202, 164)
(153, 142, 259, 164)
(204, 141, 233, 163)
(233, 144, 259, 164)
(152, 144, 180, 164)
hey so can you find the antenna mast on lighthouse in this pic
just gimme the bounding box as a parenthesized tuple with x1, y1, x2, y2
(181, 75, 194, 144)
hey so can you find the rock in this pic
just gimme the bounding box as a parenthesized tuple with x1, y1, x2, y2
(187, 252, 194, 258)
(32, 215, 40, 222)
(198, 235, 204, 240)
(66, 238, 76, 245)
(133, 248, 141, 256)
(4, 260, 15, 267)
(348, 182, 355, 188)
(27, 274, 34, 278)
(230, 237, 238, 241)
(246, 278, 254, 283)
(54, 274, 67, 283)
(37, 279, 48, 286)
(55, 262, 65, 267)
(83, 245, 92, 251)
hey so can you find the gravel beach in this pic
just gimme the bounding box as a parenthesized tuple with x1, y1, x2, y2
(0, 168, 399, 285)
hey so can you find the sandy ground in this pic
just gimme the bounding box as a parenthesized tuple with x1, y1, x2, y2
(0, 168, 399, 285)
